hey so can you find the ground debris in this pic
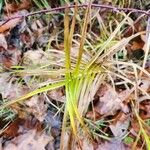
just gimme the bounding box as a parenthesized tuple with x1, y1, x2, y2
(0, 1, 150, 149)
(109, 112, 130, 137)
(97, 140, 130, 150)
(4, 0, 32, 13)
(25, 95, 47, 122)
(94, 84, 130, 116)
(1, 129, 54, 150)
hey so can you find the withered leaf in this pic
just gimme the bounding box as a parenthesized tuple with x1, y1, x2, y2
(2, 130, 54, 150)
(0, 18, 22, 33)
(94, 84, 130, 116)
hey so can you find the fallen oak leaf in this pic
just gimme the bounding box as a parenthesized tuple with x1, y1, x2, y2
(2, 116, 43, 138)
(94, 84, 131, 116)
(47, 87, 65, 102)
(0, 10, 28, 33)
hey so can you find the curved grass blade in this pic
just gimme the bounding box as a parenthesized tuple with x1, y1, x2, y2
(134, 109, 150, 150)
(0, 81, 65, 110)
(74, 3, 90, 74)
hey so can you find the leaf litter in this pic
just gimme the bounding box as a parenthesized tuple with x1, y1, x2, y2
(0, 0, 150, 150)
(2, 130, 54, 150)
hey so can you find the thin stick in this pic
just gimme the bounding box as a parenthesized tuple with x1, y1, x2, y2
(26, 4, 150, 17)
(1, 3, 150, 28)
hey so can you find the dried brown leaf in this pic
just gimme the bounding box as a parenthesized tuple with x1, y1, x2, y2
(95, 84, 130, 116)
(1, 49, 21, 68)
(0, 18, 21, 33)
(109, 113, 130, 137)
(47, 87, 65, 102)
(140, 101, 150, 119)
(3, 130, 54, 150)
(131, 41, 144, 51)
(2, 119, 24, 138)
(0, 75, 28, 100)
(97, 141, 130, 150)
(2, 116, 43, 138)
(25, 95, 47, 121)
(123, 16, 145, 37)
(75, 138, 94, 150)
(4, 0, 31, 12)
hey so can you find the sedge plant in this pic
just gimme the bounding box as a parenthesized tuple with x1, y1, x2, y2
(1, 4, 150, 150)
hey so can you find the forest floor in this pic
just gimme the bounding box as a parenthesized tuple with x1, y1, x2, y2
(0, 0, 150, 150)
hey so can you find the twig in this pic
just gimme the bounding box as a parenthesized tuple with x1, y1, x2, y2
(26, 4, 150, 17)
(1, 3, 150, 27)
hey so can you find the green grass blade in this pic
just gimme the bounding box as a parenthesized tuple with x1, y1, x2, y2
(32, 0, 43, 9)
(135, 109, 150, 150)
(0, 81, 65, 110)
(85, 13, 131, 70)
(64, 7, 71, 72)
(74, 4, 90, 74)
(68, 4, 77, 49)
(41, 0, 49, 8)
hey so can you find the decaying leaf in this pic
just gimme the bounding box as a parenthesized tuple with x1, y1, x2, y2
(130, 41, 144, 51)
(1, 49, 21, 68)
(97, 140, 130, 150)
(2, 130, 54, 150)
(109, 113, 130, 137)
(127, 37, 145, 60)
(47, 87, 65, 102)
(75, 138, 94, 150)
(25, 95, 47, 121)
(123, 16, 145, 37)
(2, 118, 24, 138)
(75, 139, 130, 150)
(2, 116, 43, 138)
(0, 73, 10, 91)
(140, 79, 150, 92)
(140, 101, 150, 119)
(94, 84, 130, 116)
(0, 74, 28, 100)
(4, 0, 32, 12)
(0, 10, 28, 33)
(0, 18, 22, 33)
(0, 1, 150, 149)
(86, 110, 101, 120)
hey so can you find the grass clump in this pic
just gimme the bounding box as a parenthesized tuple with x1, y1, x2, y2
(1, 2, 150, 149)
